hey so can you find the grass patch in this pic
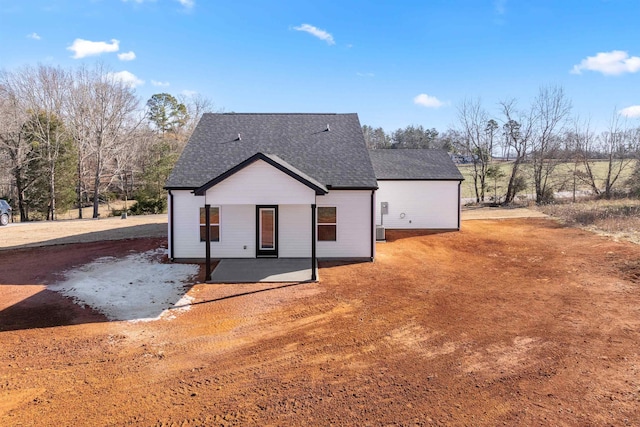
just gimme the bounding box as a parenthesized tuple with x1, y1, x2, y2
(458, 159, 638, 200)
(537, 198, 640, 244)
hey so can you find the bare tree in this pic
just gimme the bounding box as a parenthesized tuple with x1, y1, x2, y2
(530, 85, 572, 204)
(570, 113, 637, 199)
(597, 114, 637, 198)
(13, 65, 74, 219)
(0, 77, 32, 220)
(113, 126, 156, 208)
(499, 99, 534, 204)
(570, 117, 599, 197)
(67, 64, 141, 218)
(179, 93, 216, 146)
(457, 98, 497, 203)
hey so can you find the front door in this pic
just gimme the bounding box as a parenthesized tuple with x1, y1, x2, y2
(256, 206, 278, 257)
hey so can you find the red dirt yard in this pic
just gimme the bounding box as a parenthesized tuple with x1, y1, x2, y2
(1, 218, 640, 426)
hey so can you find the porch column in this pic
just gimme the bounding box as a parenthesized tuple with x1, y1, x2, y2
(205, 204, 211, 281)
(168, 190, 174, 260)
(311, 204, 317, 281)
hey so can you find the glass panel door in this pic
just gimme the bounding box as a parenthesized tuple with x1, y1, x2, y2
(260, 208, 275, 250)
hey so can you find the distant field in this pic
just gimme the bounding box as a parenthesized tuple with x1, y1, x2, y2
(56, 200, 133, 220)
(5, 200, 136, 223)
(458, 159, 637, 201)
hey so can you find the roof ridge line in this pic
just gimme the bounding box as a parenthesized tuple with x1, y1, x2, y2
(213, 113, 347, 115)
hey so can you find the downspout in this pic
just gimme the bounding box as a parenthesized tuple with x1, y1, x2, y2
(169, 190, 175, 260)
(370, 190, 375, 261)
(457, 181, 462, 230)
(311, 203, 317, 281)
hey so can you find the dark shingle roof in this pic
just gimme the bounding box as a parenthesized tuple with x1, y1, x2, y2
(166, 113, 377, 189)
(368, 149, 464, 181)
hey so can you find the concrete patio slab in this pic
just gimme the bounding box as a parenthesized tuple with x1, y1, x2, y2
(209, 258, 316, 283)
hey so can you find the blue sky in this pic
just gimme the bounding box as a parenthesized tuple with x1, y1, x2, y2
(2, 0, 640, 132)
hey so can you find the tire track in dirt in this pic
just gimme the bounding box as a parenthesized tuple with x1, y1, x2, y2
(2, 220, 640, 425)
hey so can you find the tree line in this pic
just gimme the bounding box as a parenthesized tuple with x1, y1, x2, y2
(0, 63, 214, 221)
(2, 66, 638, 221)
(364, 86, 640, 205)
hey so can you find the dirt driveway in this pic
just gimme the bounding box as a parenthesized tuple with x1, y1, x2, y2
(1, 217, 639, 426)
(0, 214, 167, 250)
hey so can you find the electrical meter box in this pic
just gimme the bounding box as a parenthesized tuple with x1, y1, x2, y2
(380, 202, 389, 215)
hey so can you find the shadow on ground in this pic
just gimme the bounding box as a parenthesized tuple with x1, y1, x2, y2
(383, 229, 457, 243)
(0, 287, 109, 332)
(0, 223, 167, 251)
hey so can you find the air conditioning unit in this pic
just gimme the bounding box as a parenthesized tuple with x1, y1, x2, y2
(376, 225, 386, 241)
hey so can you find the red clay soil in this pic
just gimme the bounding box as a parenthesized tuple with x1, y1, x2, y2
(1, 220, 639, 426)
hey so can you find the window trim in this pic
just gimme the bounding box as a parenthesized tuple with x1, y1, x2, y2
(317, 206, 337, 242)
(199, 206, 220, 242)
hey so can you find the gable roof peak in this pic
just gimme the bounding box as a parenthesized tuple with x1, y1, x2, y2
(194, 152, 328, 195)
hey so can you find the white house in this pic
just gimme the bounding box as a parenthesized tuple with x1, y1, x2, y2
(164, 113, 463, 277)
(165, 113, 378, 275)
(368, 149, 464, 231)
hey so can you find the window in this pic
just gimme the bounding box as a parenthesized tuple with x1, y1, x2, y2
(317, 206, 336, 241)
(199, 207, 220, 242)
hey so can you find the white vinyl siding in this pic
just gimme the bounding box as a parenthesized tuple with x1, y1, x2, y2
(204, 160, 316, 205)
(279, 205, 312, 258)
(316, 190, 372, 258)
(375, 180, 460, 229)
(169, 190, 202, 258)
(169, 172, 375, 259)
(172, 202, 314, 259)
(209, 205, 255, 258)
(171, 191, 256, 259)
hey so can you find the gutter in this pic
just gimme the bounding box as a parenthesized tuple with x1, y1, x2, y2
(457, 182, 462, 230)
(370, 189, 375, 260)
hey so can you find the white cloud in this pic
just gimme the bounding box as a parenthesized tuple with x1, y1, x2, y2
(67, 38, 120, 59)
(414, 93, 445, 108)
(357, 72, 375, 78)
(151, 80, 170, 87)
(181, 89, 198, 97)
(118, 51, 136, 61)
(177, 0, 194, 8)
(27, 32, 41, 40)
(619, 105, 640, 118)
(571, 50, 640, 75)
(108, 71, 144, 88)
(494, 0, 507, 15)
(293, 24, 335, 45)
